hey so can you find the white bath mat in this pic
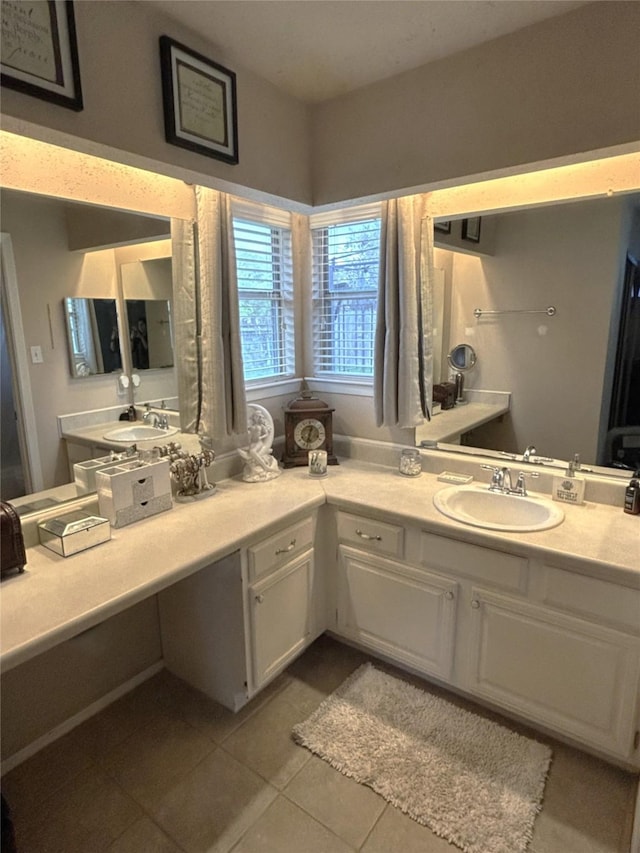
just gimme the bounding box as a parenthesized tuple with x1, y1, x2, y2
(292, 663, 552, 853)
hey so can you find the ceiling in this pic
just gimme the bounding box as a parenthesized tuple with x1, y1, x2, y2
(146, 0, 590, 103)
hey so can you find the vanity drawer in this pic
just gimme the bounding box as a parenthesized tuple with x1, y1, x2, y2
(543, 565, 640, 634)
(420, 532, 527, 592)
(337, 511, 404, 559)
(248, 516, 314, 581)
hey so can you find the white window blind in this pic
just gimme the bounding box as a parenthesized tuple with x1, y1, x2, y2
(310, 204, 381, 378)
(232, 200, 294, 383)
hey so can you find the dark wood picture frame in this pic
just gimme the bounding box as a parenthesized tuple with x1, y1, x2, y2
(434, 220, 452, 234)
(462, 217, 482, 243)
(0, 0, 83, 111)
(159, 35, 238, 165)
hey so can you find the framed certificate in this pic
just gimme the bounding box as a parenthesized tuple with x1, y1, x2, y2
(159, 35, 238, 165)
(1, 0, 83, 110)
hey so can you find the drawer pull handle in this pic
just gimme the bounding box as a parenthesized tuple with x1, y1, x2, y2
(356, 529, 382, 541)
(255, 594, 265, 604)
(444, 590, 454, 600)
(275, 539, 296, 555)
(471, 599, 480, 609)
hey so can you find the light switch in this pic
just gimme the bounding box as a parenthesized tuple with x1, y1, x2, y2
(30, 345, 44, 364)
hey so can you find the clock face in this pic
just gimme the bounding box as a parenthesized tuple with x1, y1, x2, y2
(293, 417, 326, 451)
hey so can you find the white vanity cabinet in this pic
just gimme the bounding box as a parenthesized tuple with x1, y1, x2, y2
(159, 511, 322, 711)
(246, 516, 317, 691)
(466, 586, 640, 759)
(335, 512, 458, 681)
(332, 509, 640, 766)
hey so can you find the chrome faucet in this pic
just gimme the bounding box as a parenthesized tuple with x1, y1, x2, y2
(143, 403, 169, 429)
(483, 464, 540, 496)
(143, 409, 161, 427)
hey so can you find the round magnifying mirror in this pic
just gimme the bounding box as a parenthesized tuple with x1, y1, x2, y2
(447, 343, 477, 372)
(447, 344, 477, 405)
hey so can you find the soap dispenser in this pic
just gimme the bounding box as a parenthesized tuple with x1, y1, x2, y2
(624, 471, 640, 515)
(552, 454, 585, 505)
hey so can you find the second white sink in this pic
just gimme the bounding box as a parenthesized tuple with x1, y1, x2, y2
(433, 484, 564, 532)
(103, 425, 179, 441)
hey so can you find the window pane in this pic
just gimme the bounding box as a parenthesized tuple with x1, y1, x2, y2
(312, 216, 381, 377)
(233, 216, 294, 381)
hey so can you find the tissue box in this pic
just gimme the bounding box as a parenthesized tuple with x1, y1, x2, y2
(38, 511, 111, 557)
(96, 458, 172, 528)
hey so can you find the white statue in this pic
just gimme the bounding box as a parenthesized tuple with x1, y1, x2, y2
(238, 404, 282, 482)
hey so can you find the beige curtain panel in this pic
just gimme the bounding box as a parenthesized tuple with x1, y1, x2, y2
(171, 186, 247, 440)
(374, 195, 434, 428)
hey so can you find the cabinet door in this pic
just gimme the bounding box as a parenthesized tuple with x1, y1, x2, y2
(467, 588, 640, 760)
(337, 546, 458, 681)
(248, 549, 313, 690)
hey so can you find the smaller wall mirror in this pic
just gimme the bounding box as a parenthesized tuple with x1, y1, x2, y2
(64, 297, 123, 378)
(448, 343, 477, 372)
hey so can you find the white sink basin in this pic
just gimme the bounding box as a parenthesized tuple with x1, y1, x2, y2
(433, 484, 564, 532)
(103, 425, 179, 442)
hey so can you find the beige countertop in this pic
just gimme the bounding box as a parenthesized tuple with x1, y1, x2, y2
(415, 394, 510, 444)
(2, 459, 638, 673)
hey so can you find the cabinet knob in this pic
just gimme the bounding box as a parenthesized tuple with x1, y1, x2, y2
(444, 590, 454, 600)
(275, 539, 296, 555)
(471, 599, 480, 609)
(356, 528, 382, 541)
(255, 594, 265, 604)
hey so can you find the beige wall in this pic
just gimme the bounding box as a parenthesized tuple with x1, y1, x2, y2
(2, 3, 638, 210)
(0, 0, 312, 208)
(441, 197, 627, 462)
(311, 2, 640, 205)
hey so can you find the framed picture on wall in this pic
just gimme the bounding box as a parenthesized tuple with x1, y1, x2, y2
(159, 35, 238, 164)
(0, 0, 83, 110)
(434, 220, 452, 234)
(462, 217, 482, 243)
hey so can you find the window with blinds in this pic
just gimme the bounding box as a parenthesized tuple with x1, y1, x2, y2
(311, 205, 381, 378)
(232, 203, 294, 383)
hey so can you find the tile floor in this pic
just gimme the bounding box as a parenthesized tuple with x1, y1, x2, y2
(1, 634, 637, 853)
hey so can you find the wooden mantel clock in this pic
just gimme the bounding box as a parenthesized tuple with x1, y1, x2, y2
(282, 390, 339, 468)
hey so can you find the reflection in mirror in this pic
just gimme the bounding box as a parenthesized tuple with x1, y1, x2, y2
(434, 194, 640, 471)
(63, 298, 123, 378)
(121, 257, 174, 370)
(125, 300, 174, 369)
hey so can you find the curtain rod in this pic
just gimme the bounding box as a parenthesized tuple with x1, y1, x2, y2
(473, 306, 556, 319)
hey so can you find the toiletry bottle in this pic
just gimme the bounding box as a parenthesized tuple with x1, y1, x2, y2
(552, 454, 585, 505)
(624, 471, 640, 515)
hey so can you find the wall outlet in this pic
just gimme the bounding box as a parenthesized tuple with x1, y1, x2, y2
(30, 345, 43, 364)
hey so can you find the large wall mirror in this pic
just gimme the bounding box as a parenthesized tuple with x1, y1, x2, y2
(0, 186, 173, 502)
(432, 194, 640, 473)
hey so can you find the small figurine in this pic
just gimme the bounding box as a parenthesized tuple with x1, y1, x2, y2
(238, 404, 281, 482)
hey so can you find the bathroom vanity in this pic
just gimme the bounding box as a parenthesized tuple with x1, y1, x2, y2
(1, 451, 638, 778)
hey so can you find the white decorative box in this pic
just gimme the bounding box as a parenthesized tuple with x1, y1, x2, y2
(95, 458, 172, 528)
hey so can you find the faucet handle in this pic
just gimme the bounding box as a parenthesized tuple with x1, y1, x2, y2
(481, 464, 504, 490)
(514, 470, 539, 495)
